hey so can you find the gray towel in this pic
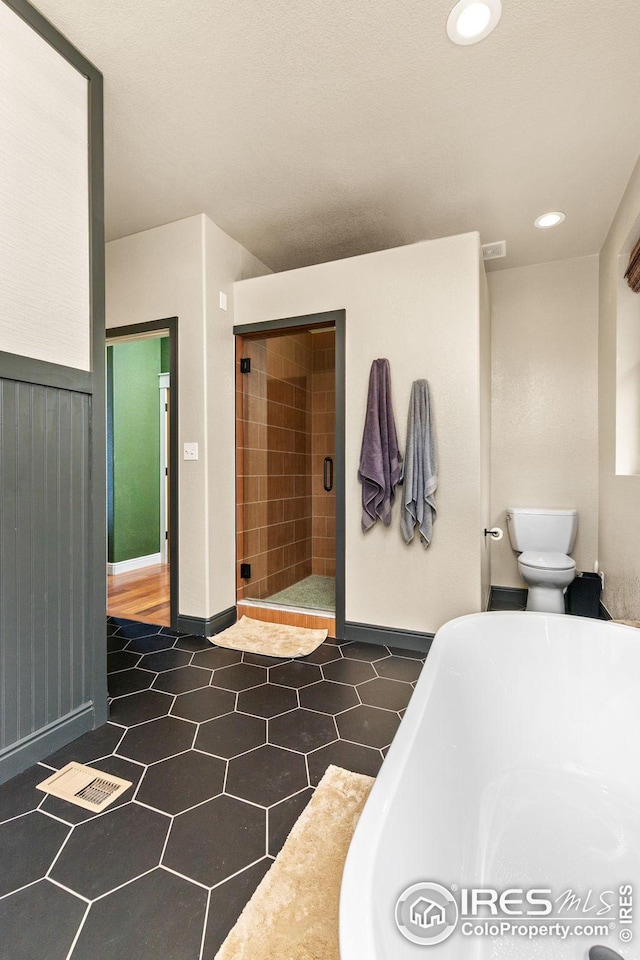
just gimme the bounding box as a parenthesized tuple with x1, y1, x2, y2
(401, 379, 437, 547)
(358, 359, 402, 532)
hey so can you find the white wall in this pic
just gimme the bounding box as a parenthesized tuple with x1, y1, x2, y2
(234, 233, 488, 635)
(479, 264, 492, 606)
(489, 256, 599, 588)
(599, 154, 640, 618)
(615, 252, 640, 475)
(106, 214, 270, 620)
(0, 0, 90, 370)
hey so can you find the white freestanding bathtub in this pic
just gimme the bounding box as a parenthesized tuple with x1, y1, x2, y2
(340, 612, 640, 960)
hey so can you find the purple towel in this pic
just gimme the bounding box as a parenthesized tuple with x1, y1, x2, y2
(358, 359, 402, 531)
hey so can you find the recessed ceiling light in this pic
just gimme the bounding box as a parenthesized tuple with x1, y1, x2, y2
(447, 0, 502, 45)
(534, 212, 566, 229)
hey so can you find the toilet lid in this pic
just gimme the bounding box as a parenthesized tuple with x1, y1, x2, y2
(519, 550, 576, 571)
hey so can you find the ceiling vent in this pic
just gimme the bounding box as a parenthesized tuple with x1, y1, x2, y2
(37, 762, 132, 812)
(481, 241, 507, 261)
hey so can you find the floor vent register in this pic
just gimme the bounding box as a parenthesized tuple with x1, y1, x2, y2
(37, 762, 132, 812)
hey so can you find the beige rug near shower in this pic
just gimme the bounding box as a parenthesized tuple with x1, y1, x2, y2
(209, 615, 327, 658)
(214, 765, 374, 960)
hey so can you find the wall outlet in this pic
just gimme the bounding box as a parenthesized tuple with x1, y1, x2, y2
(183, 442, 198, 461)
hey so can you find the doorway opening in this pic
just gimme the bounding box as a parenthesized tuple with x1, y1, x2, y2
(106, 318, 178, 630)
(235, 311, 345, 636)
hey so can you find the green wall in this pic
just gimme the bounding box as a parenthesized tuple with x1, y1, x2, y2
(160, 336, 170, 374)
(107, 338, 165, 563)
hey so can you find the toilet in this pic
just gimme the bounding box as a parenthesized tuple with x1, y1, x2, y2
(506, 507, 578, 614)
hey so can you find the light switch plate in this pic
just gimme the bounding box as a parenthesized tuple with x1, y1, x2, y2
(183, 442, 198, 461)
(219, 291, 228, 310)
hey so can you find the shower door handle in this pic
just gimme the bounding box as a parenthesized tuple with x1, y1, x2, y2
(323, 457, 333, 492)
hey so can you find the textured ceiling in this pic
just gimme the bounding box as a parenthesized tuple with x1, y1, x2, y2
(34, 0, 640, 272)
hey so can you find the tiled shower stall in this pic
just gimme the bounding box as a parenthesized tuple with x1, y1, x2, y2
(236, 327, 335, 612)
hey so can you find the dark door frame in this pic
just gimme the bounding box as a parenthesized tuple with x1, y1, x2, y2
(106, 317, 179, 631)
(233, 310, 346, 639)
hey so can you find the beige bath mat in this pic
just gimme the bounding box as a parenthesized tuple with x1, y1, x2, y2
(209, 615, 327, 658)
(215, 764, 374, 960)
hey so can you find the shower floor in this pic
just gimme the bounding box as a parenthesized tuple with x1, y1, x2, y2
(265, 575, 335, 612)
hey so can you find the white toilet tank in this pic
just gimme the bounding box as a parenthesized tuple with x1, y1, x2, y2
(506, 507, 578, 553)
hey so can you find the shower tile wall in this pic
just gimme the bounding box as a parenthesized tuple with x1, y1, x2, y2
(236, 335, 313, 601)
(311, 331, 336, 577)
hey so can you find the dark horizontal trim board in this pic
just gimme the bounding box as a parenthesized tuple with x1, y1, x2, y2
(107, 317, 178, 341)
(234, 310, 345, 337)
(177, 606, 237, 638)
(344, 621, 433, 655)
(0, 703, 94, 786)
(0, 352, 93, 394)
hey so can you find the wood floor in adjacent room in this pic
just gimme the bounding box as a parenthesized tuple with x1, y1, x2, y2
(107, 563, 171, 627)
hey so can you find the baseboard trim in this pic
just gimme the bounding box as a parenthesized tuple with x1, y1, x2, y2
(0, 703, 94, 786)
(107, 553, 162, 576)
(343, 621, 433, 654)
(177, 606, 237, 638)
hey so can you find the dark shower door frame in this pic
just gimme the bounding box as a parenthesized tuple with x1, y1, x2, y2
(233, 310, 346, 639)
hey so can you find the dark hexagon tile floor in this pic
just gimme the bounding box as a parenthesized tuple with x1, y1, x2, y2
(268, 708, 338, 753)
(195, 712, 266, 759)
(170, 686, 236, 723)
(0, 811, 69, 897)
(140, 648, 193, 672)
(268, 660, 322, 688)
(0, 879, 86, 960)
(108, 689, 174, 726)
(152, 664, 212, 694)
(375, 655, 424, 682)
(135, 750, 225, 814)
(358, 676, 414, 711)
(106, 650, 142, 673)
(226, 744, 308, 806)
(108, 667, 155, 698)
(0, 764, 50, 824)
(44, 723, 126, 770)
(117, 715, 196, 764)
(163, 794, 266, 887)
(307, 739, 384, 785)
(72, 868, 208, 960)
(321, 657, 376, 685)
(300, 643, 343, 665)
(202, 859, 272, 958)
(236, 682, 298, 718)
(0, 616, 426, 960)
(191, 646, 242, 670)
(336, 703, 401, 749)
(267, 787, 314, 857)
(341, 641, 391, 662)
(50, 803, 170, 899)
(298, 679, 360, 714)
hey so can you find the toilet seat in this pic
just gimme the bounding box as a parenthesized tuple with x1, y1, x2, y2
(519, 550, 575, 571)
